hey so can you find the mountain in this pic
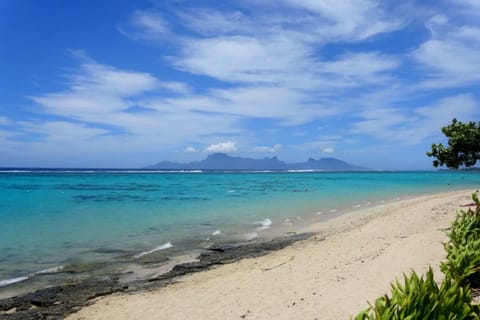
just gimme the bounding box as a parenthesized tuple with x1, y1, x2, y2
(146, 153, 365, 171)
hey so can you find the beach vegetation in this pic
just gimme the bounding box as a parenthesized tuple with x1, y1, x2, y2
(427, 118, 480, 169)
(354, 268, 477, 320)
(354, 193, 480, 319)
(441, 193, 480, 287)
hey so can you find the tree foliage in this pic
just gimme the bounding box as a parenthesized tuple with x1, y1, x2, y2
(427, 119, 480, 169)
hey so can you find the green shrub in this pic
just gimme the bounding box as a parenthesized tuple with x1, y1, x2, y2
(354, 194, 480, 319)
(442, 235, 480, 287)
(353, 268, 478, 320)
(441, 194, 480, 286)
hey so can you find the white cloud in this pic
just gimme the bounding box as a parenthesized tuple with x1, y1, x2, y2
(352, 94, 479, 144)
(414, 94, 478, 136)
(108, 2, 405, 145)
(20, 121, 108, 143)
(159, 85, 341, 126)
(175, 9, 248, 36)
(429, 14, 448, 27)
(448, 0, 480, 16)
(254, 144, 281, 153)
(174, 35, 313, 84)
(13, 2, 480, 168)
(413, 23, 480, 88)
(204, 141, 237, 153)
(284, 0, 404, 41)
(120, 2, 402, 94)
(167, 36, 399, 126)
(158, 81, 191, 94)
(172, 34, 399, 89)
(31, 61, 159, 118)
(119, 10, 170, 41)
(321, 52, 400, 84)
(0, 116, 11, 125)
(28, 58, 242, 157)
(296, 138, 341, 154)
(352, 107, 413, 138)
(76, 63, 158, 96)
(454, 0, 480, 7)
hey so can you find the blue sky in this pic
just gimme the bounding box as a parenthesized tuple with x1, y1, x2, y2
(1, 0, 479, 169)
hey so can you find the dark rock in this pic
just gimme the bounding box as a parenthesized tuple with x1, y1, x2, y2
(0, 232, 315, 319)
(151, 233, 314, 280)
(91, 248, 130, 255)
(0, 278, 125, 319)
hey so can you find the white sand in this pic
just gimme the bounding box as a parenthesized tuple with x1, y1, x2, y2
(67, 190, 475, 320)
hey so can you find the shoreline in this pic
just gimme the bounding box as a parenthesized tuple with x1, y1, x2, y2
(0, 233, 315, 319)
(1, 189, 476, 319)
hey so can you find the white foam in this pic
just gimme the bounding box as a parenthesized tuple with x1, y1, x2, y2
(244, 232, 258, 241)
(34, 265, 64, 275)
(316, 211, 323, 215)
(255, 218, 272, 226)
(134, 242, 173, 258)
(329, 209, 337, 213)
(255, 218, 272, 231)
(212, 230, 221, 236)
(0, 276, 29, 287)
(0, 264, 66, 288)
(353, 204, 361, 208)
(227, 190, 236, 193)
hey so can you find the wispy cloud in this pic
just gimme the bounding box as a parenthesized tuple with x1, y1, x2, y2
(413, 14, 480, 88)
(26, 57, 241, 160)
(352, 94, 479, 144)
(284, 0, 404, 41)
(31, 59, 159, 118)
(0, 117, 11, 125)
(118, 10, 170, 41)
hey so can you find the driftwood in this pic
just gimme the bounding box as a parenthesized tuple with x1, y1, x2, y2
(262, 256, 295, 271)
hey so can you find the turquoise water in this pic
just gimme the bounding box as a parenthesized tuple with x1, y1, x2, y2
(0, 170, 479, 296)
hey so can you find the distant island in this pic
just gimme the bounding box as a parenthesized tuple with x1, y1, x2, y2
(146, 153, 365, 171)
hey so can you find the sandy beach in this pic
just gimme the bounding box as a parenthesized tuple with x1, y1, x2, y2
(66, 190, 475, 320)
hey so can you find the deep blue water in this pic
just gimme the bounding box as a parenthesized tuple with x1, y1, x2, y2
(0, 170, 479, 296)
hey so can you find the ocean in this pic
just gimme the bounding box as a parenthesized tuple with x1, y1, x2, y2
(0, 170, 479, 298)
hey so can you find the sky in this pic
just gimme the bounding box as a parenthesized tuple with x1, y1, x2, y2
(1, 0, 479, 170)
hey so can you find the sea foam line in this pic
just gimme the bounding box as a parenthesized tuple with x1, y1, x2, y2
(34, 266, 64, 275)
(0, 265, 64, 288)
(134, 242, 173, 258)
(0, 276, 30, 287)
(244, 232, 258, 241)
(254, 218, 272, 231)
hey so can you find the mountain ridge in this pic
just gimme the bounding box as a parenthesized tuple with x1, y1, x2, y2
(146, 153, 365, 171)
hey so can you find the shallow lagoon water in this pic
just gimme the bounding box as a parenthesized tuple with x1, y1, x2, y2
(0, 170, 479, 297)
